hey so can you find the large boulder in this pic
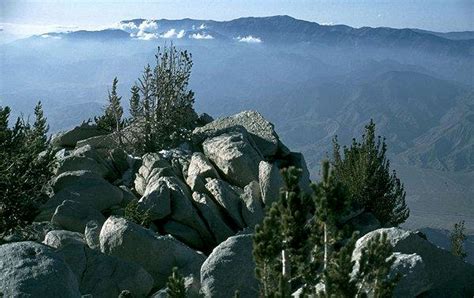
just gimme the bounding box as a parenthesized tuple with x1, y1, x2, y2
(138, 178, 172, 220)
(56, 155, 112, 179)
(163, 220, 204, 250)
(258, 161, 284, 206)
(52, 170, 103, 193)
(194, 110, 280, 157)
(202, 131, 263, 188)
(44, 230, 153, 297)
(51, 200, 106, 233)
(186, 152, 220, 193)
(43, 230, 85, 248)
(100, 216, 206, 288)
(161, 176, 215, 246)
(52, 123, 106, 148)
(191, 192, 235, 243)
(240, 181, 265, 227)
(134, 153, 175, 196)
(200, 233, 259, 298)
(390, 253, 432, 297)
(353, 228, 474, 297)
(37, 175, 123, 221)
(76, 133, 120, 150)
(0, 241, 81, 297)
(151, 274, 200, 298)
(205, 178, 245, 229)
(80, 246, 154, 297)
(85, 220, 102, 250)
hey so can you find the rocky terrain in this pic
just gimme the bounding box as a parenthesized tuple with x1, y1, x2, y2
(1, 111, 473, 297)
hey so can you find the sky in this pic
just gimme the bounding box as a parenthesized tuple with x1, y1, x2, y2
(1, 0, 473, 41)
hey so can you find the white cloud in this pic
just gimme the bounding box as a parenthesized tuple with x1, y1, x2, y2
(199, 23, 207, 30)
(116, 21, 138, 32)
(117, 20, 159, 40)
(236, 35, 262, 43)
(161, 28, 177, 38)
(177, 30, 185, 39)
(135, 31, 158, 40)
(190, 32, 214, 40)
(40, 34, 61, 39)
(138, 20, 158, 32)
(320, 22, 334, 26)
(160, 28, 186, 39)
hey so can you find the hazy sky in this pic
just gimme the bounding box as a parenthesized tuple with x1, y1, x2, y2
(1, 0, 473, 40)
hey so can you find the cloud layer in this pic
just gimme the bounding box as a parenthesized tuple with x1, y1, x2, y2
(160, 28, 185, 39)
(236, 35, 262, 43)
(190, 32, 214, 40)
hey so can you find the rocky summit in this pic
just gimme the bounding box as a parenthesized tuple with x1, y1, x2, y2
(1, 111, 474, 297)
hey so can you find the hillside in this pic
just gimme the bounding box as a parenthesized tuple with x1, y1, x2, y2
(1, 15, 473, 233)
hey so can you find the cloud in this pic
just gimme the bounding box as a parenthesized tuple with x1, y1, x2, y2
(135, 31, 158, 40)
(0, 22, 82, 38)
(138, 20, 158, 32)
(177, 30, 185, 39)
(117, 20, 159, 40)
(40, 34, 61, 39)
(117, 21, 138, 32)
(199, 23, 207, 30)
(160, 28, 186, 39)
(190, 32, 214, 40)
(236, 35, 262, 43)
(320, 22, 334, 26)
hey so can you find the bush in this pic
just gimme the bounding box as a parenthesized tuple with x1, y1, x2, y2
(124, 200, 151, 228)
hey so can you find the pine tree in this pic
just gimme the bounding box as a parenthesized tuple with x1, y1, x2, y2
(323, 233, 358, 297)
(451, 220, 467, 260)
(355, 232, 399, 297)
(0, 104, 54, 234)
(30, 101, 49, 152)
(137, 64, 155, 153)
(332, 120, 409, 226)
(129, 44, 198, 154)
(95, 77, 123, 133)
(253, 161, 400, 297)
(129, 85, 141, 120)
(307, 160, 355, 296)
(253, 167, 311, 297)
(166, 267, 186, 298)
(0, 106, 11, 151)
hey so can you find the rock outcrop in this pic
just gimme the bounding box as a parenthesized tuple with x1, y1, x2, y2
(2, 110, 472, 297)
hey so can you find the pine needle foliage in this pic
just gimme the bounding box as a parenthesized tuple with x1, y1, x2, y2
(166, 267, 186, 298)
(128, 44, 198, 154)
(124, 200, 151, 228)
(95, 77, 124, 133)
(355, 232, 399, 297)
(254, 161, 399, 298)
(450, 220, 467, 260)
(0, 102, 55, 234)
(253, 167, 311, 297)
(332, 120, 409, 226)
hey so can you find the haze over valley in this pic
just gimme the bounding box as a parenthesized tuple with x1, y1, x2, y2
(1, 15, 474, 233)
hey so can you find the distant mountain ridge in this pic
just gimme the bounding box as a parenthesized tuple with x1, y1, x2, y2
(32, 15, 474, 57)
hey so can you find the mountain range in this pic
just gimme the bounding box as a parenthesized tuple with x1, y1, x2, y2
(1, 15, 473, 232)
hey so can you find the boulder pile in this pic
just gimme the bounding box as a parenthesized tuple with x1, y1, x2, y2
(1, 110, 473, 297)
